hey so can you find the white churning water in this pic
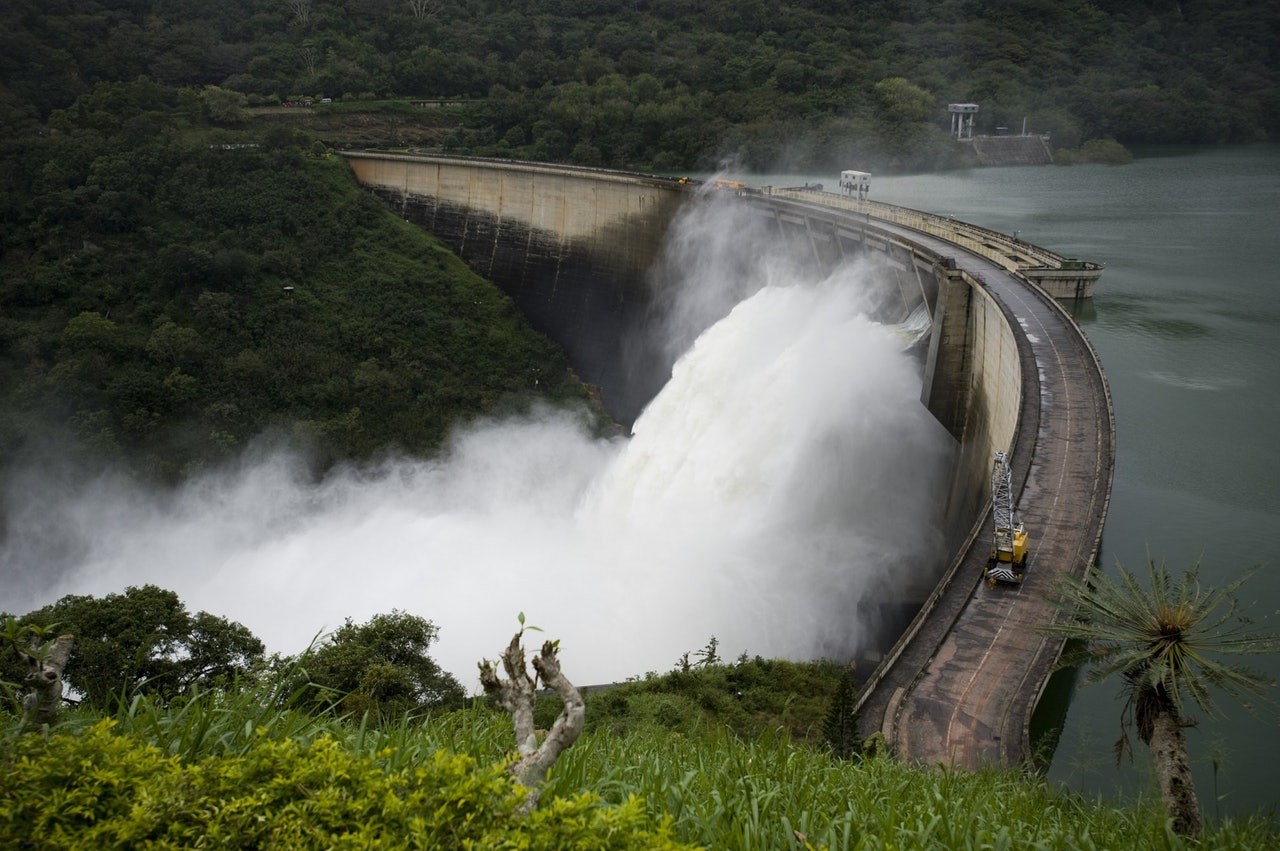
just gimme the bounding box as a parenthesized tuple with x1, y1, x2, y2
(3, 203, 953, 689)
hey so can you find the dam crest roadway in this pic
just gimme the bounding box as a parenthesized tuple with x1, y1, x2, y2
(340, 152, 1115, 771)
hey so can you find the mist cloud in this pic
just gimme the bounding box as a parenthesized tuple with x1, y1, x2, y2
(1, 201, 953, 689)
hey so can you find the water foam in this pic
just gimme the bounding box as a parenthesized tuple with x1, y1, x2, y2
(3, 237, 952, 690)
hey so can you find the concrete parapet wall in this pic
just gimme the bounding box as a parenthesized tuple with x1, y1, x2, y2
(925, 268, 1023, 535)
(775, 190, 1103, 300)
(776, 190, 1046, 270)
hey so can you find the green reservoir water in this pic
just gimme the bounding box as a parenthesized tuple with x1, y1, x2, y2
(821, 145, 1280, 815)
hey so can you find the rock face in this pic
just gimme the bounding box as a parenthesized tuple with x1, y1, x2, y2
(967, 135, 1054, 166)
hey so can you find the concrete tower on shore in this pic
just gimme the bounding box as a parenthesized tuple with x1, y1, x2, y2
(949, 103, 978, 139)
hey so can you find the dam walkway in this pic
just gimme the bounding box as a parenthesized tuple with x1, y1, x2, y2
(786, 190, 1114, 769)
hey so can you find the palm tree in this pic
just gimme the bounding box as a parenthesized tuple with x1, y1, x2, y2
(1044, 557, 1277, 837)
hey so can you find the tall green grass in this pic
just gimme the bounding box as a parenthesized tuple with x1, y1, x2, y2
(547, 726, 1199, 850)
(4, 684, 1276, 850)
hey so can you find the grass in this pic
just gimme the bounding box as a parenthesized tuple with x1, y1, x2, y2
(550, 727, 1190, 850)
(5, 676, 1277, 850)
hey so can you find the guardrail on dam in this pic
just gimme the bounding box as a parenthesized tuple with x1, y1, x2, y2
(339, 151, 1114, 769)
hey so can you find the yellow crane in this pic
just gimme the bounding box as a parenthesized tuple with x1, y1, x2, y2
(985, 450, 1029, 586)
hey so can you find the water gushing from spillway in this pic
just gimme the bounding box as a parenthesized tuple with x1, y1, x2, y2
(2, 203, 953, 687)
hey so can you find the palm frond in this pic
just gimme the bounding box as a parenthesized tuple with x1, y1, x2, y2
(1044, 557, 1278, 721)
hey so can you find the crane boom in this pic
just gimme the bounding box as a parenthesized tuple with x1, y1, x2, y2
(985, 451, 1029, 585)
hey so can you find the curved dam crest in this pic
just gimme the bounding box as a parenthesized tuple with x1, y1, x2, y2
(341, 151, 1114, 770)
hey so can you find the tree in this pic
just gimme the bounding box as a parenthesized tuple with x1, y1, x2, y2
(287, 0, 312, 26)
(479, 615, 584, 811)
(406, 0, 440, 19)
(823, 666, 859, 759)
(7, 586, 264, 708)
(1044, 558, 1278, 837)
(872, 77, 934, 125)
(299, 610, 464, 719)
(199, 85, 247, 125)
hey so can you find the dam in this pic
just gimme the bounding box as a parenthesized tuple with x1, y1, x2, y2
(339, 151, 1114, 769)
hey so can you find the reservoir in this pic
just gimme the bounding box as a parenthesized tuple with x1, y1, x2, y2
(834, 144, 1279, 816)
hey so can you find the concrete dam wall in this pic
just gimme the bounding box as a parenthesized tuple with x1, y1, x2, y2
(341, 151, 1022, 566)
(339, 152, 1113, 769)
(343, 154, 688, 424)
(965, 135, 1054, 166)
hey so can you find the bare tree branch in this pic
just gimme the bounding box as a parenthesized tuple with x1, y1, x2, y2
(20, 634, 74, 727)
(479, 633, 539, 756)
(479, 631, 584, 810)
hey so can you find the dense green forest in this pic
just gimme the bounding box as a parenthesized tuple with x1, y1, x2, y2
(2, 0, 1274, 476)
(0, 79, 596, 483)
(2, 0, 1277, 172)
(2, 0, 1276, 475)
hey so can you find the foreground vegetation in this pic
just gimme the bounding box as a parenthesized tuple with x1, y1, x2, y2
(5, 588, 1278, 847)
(3, 679, 1278, 850)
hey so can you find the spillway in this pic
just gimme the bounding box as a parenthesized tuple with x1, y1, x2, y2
(0, 200, 953, 689)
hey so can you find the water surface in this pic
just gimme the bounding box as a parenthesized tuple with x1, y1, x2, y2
(872, 145, 1280, 815)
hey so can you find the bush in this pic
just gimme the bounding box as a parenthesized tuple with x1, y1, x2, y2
(586, 657, 848, 744)
(290, 610, 465, 721)
(0, 720, 696, 849)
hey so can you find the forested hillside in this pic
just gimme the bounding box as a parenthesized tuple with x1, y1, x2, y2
(2, 0, 1276, 172)
(1, 0, 1275, 478)
(0, 80, 594, 484)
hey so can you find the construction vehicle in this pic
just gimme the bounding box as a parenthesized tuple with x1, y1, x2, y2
(985, 450, 1029, 585)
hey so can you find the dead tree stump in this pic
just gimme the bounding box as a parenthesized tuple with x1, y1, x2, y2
(20, 634, 74, 726)
(479, 631, 584, 810)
